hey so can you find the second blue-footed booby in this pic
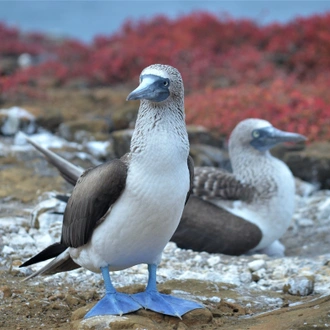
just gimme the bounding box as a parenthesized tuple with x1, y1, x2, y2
(20, 64, 203, 318)
(173, 118, 307, 256)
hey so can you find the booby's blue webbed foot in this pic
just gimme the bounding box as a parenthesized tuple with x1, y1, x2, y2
(132, 289, 203, 317)
(84, 291, 141, 318)
(132, 264, 203, 318)
(84, 266, 142, 319)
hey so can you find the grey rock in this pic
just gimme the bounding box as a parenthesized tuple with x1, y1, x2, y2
(35, 113, 64, 133)
(239, 272, 252, 284)
(248, 260, 266, 272)
(283, 276, 315, 296)
(84, 140, 114, 160)
(280, 142, 330, 189)
(181, 308, 213, 326)
(73, 315, 130, 330)
(111, 105, 138, 130)
(0, 107, 37, 136)
(252, 268, 267, 282)
(297, 218, 314, 227)
(190, 143, 231, 168)
(207, 256, 221, 267)
(58, 119, 110, 142)
(111, 129, 133, 157)
(187, 125, 225, 148)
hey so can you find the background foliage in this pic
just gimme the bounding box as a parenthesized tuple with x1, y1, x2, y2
(0, 12, 329, 140)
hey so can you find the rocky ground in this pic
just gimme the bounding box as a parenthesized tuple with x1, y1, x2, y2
(1, 97, 330, 329)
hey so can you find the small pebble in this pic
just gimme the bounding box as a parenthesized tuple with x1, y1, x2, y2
(283, 276, 315, 296)
(239, 272, 252, 284)
(297, 218, 314, 227)
(207, 256, 221, 267)
(2, 246, 15, 255)
(248, 260, 266, 272)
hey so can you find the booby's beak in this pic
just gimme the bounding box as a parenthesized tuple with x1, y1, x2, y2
(250, 126, 307, 151)
(127, 74, 170, 102)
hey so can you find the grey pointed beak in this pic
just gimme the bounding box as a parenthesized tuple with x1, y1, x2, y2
(269, 127, 307, 144)
(251, 126, 307, 151)
(126, 77, 153, 101)
(127, 75, 170, 102)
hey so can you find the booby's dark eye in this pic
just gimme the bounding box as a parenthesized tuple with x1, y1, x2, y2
(252, 130, 260, 138)
(163, 80, 169, 86)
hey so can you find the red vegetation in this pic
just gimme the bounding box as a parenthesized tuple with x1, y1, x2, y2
(0, 12, 330, 140)
(185, 79, 330, 141)
(0, 23, 45, 56)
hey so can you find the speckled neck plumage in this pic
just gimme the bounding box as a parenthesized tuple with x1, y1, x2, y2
(229, 141, 282, 196)
(130, 99, 189, 156)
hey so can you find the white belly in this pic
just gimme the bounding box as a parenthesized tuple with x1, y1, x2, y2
(70, 155, 189, 273)
(217, 199, 293, 251)
(214, 161, 296, 251)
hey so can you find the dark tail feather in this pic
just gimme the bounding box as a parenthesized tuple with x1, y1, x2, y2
(23, 133, 83, 186)
(42, 254, 80, 275)
(20, 242, 67, 267)
(22, 249, 81, 281)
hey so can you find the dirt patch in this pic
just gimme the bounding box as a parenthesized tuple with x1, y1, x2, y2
(225, 295, 330, 330)
(0, 270, 329, 330)
(0, 271, 96, 329)
(0, 155, 68, 203)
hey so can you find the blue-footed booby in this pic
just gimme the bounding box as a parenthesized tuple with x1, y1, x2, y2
(20, 64, 202, 318)
(173, 118, 307, 256)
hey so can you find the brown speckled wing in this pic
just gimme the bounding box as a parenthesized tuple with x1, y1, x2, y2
(193, 166, 255, 203)
(173, 196, 262, 255)
(61, 158, 128, 248)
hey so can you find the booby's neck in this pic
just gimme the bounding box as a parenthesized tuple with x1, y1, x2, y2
(130, 99, 189, 157)
(230, 146, 287, 186)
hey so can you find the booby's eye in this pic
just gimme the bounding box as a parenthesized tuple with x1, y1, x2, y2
(163, 80, 169, 86)
(252, 130, 260, 138)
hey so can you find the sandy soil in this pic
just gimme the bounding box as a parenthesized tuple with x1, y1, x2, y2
(1, 269, 329, 330)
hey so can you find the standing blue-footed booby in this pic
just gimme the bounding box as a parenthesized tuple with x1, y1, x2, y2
(173, 118, 307, 257)
(20, 64, 202, 318)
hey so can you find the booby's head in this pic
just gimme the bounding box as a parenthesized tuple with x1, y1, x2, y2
(230, 118, 307, 153)
(126, 64, 184, 103)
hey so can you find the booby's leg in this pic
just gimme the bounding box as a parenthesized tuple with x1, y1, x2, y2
(84, 266, 141, 318)
(132, 264, 203, 318)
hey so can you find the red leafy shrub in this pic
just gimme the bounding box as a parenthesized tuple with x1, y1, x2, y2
(0, 61, 68, 100)
(0, 13, 281, 91)
(0, 23, 46, 56)
(214, 46, 283, 87)
(185, 79, 330, 141)
(1, 13, 330, 140)
(2, 12, 330, 90)
(263, 14, 330, 79)
(0, 23, 89, 96)
(54, 40, 91, 80)
(80, 12, 330, 89)
(85, 13, 268, 89)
